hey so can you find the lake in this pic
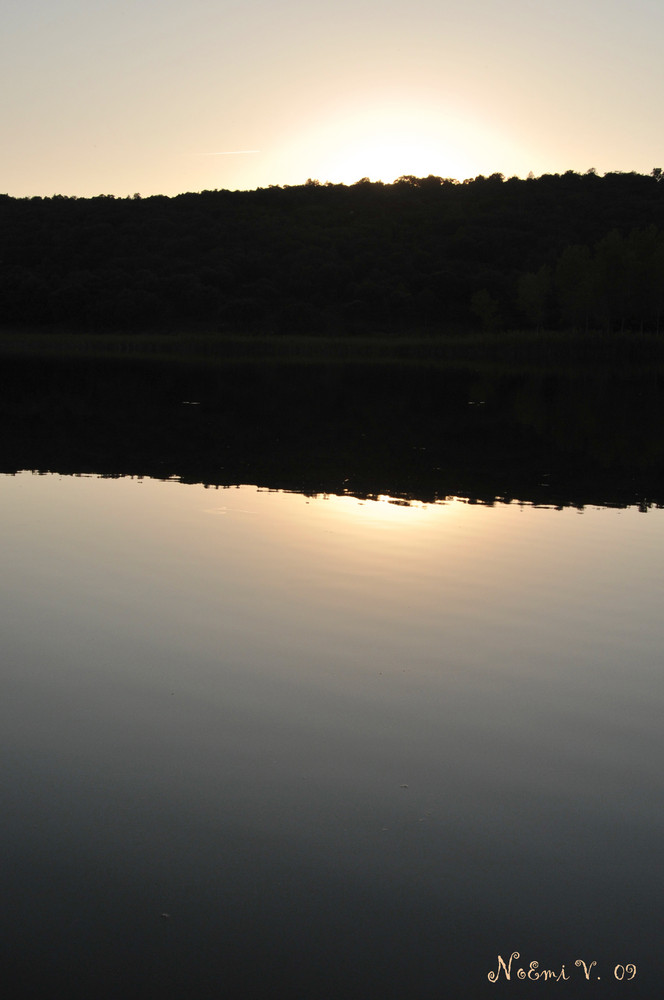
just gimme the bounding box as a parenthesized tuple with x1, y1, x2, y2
(3, 465, 662, 999)
(2, 355, 663, 998)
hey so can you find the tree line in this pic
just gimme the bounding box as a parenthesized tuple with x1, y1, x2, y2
(1, 169, 664, 334)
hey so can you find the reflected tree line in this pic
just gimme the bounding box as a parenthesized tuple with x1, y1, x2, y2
(1, 169, 664, 335)
(1, 356, 663, 509)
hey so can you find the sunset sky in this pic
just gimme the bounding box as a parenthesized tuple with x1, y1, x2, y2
(3, 0, 663, 198)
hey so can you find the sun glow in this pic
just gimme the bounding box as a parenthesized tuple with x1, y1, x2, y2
(319, 492, 457, 530)
(268, 98, 522, 186)
(322, 110, 474, 184)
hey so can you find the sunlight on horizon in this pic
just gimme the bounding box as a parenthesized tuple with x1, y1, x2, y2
(264, 99, 529, 187)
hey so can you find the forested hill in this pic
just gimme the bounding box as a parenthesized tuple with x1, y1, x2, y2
(2, 170, 664, 335)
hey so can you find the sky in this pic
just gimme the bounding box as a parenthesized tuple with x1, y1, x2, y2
(3, 0, 664, 197)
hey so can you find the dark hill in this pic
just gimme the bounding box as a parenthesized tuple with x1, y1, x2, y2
(2, 170, 664, 334)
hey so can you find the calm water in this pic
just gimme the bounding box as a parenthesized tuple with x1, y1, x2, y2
(3, 472, 663, 998)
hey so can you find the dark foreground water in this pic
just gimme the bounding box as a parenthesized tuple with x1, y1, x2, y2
(2, 472, 662, 1000)
(2, 356, 663, 998)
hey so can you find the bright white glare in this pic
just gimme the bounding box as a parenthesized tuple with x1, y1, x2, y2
(268, 98, 525, 185)
(319, 492, 451, 529)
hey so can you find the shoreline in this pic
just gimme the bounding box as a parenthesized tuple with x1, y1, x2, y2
(2, 327, 664, 371)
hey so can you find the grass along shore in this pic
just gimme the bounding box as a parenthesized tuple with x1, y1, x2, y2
(2, 327, 664, 370)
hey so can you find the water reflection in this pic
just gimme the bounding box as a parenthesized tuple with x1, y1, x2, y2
(2, 473, 662, 998)
(2, 356, 664, 508)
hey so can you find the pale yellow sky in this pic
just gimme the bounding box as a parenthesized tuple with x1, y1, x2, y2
(3, 0, 663, 197)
